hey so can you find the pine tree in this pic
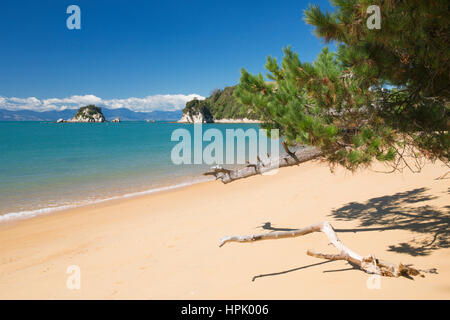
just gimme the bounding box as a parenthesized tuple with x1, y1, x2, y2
(234, 0, 449, 171)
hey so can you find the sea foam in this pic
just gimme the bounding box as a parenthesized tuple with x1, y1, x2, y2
(0, 179, 209, 223)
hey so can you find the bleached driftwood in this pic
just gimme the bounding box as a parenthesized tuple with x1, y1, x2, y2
(437, 171, 450, 180)
(220, 221, 436, 278)
(204, 145, 322, 184)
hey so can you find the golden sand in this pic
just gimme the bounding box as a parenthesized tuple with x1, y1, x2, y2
(0, 160, 448, 299)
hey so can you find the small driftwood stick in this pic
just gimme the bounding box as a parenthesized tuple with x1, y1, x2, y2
(437, 171, 450, 180)
(220, 221, 433, 278)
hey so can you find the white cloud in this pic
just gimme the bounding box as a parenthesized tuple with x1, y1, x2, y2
(43, 95, 102, 106)
(0, 94, 205, 112)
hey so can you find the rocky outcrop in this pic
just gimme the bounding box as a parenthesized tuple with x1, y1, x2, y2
(178, 112, 213, 123)
(177, 99, 214, 123)
(67, 105, 107, 123)
(111, 118, 120, 123)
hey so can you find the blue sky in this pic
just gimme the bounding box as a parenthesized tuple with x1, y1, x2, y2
(0, 0, 335, 111)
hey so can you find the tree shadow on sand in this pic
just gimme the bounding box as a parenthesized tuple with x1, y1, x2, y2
(251, 188, 448, 281)
(330, 187, 449, 256)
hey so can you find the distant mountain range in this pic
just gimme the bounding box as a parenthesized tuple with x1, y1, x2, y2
(0, 108, 183, 122)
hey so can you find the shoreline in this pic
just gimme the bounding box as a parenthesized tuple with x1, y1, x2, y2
(0, 177, 212, 225)
(0, 160, 449, 299)
(0, 121, 264, 224)
(177, 118, 261, 124)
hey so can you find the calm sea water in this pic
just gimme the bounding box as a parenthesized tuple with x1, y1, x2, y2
(0, 121, 277, 222)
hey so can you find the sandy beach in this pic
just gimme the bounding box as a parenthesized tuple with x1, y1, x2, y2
(0, 160, 448, 299)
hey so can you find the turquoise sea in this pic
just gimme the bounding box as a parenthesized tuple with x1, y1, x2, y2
(0, 121, 277, 222)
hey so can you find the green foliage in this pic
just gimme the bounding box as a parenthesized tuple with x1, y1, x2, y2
(182, 86, 258, 120)
(234, 0, 449, 171)
(305, 0, 449, 98)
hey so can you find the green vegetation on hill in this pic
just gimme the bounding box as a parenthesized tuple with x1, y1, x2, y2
(182, 86, 258, 120)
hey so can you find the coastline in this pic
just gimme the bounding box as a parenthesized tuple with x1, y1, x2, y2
(177, 118, 261, 124)
(0, 178, 211, 224)
(0, 160, 449, 299)
(212, 118, 261, 124)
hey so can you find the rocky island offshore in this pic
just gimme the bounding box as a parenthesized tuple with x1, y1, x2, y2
(57, 105, 108, 123)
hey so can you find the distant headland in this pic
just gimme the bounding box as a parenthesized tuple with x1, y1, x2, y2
(178, 86, 260, 124)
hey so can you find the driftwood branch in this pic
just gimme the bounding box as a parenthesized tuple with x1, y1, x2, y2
(437, 171, 450, 180)
(281, 141, 301, 163)
(220, 221, 436, 278)
(204, 145, 322, 184)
